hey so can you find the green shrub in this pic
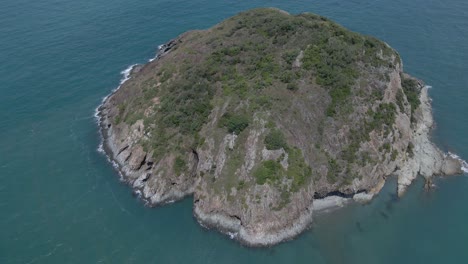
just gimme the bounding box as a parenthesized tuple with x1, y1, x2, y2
(396, 88, 405, 112)
(115, 103, 126, 124)
(253, 96, 272, 108)
(280, 71, 294, 83)
(174, 156, 187, 175)
(286, 82, 298, 91)
(124, 110, 144, 125)
(238, 180, 246, 190)
(158, 65, 176, 82)
(302, 36, 359, 117)
(264, 129, 288, 150)
(158, 75, 214, 135)
(401, 77, 421, 115)
(407, 142, 414, 157)
(254, 160, 282, 184)
(287, 148, 312, 191)
(219, 113, 249, 134)
(326, 86, 351, 116)
(327, 157, 340, 183)
(382, 142, 391, 152)
(341, 102, 396, 165)
(282, 49, 299, 65)
(367, 103, 396, 131)
(342, 141, 359, 163)
(391, 150, 398, 161)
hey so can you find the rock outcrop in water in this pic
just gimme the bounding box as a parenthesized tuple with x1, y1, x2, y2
(97, 8, 463, 246)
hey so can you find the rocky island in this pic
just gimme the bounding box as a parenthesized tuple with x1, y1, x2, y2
(97, 8, 464, 246)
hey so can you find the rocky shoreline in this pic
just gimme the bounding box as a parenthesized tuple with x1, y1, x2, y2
(193, 199, 315, 246)
(394, 86, 464, 197)
(97, 40, 192, 203)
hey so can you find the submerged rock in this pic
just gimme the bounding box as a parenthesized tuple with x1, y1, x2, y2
(97, 8, 463, 246)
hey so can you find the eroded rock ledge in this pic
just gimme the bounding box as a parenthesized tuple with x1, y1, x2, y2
(97, 8, 464, 246)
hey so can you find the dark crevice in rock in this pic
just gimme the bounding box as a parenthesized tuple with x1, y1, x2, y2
(190, 148, 200, 177)
(229, 214, 243, 226)
(154, 38, 180, 60)
(314, 189, 365, 199)
(191, 148, 199, 162)
(117, 145, 129, 155)
(142, 173, 150, 182)
(136, 154, 147, 170)
(124, 152, 132, 162)
(146, 161, 154, 170)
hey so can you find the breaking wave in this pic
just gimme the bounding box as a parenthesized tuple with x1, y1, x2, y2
(448, 152, 468, 174)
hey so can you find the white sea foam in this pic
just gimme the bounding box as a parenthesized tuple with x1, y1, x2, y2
(448, 152, 468, 173)
(228, 232, 238, 239)
(149, 44, 164, 62)
(134, 190, 142, 198)
(112, 160, 124, 180)
(425, 85, 433, 89)
(97, 143, 104, 154)
(95, 44, 165, 122)
(94, 47, 165, 181)
(120, 64, 138, 84)
(95, 44, 163, 122)
(197, 220, 209, 229)
(94, 63, 138, 153)
(93, 64, 137, 120)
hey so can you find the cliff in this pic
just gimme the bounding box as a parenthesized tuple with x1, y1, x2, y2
(97, 8, 463, 246)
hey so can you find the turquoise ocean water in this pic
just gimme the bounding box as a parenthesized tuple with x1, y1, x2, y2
(1, 0, 468, 263)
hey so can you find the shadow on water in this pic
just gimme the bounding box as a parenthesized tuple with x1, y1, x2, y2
(355, 221, 364, 233)
(310, 176, 404, 263)
(379, 210, 389, 220)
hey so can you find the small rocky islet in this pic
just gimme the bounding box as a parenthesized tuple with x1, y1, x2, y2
(98, 8, 463, 246)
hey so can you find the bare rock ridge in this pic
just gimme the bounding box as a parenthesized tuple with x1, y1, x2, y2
(97, 8, 464, 246)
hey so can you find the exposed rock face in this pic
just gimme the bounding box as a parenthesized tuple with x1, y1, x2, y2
(97, 8, 463, 246)
(395, 87, 462, 196)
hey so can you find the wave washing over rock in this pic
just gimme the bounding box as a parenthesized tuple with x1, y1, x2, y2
(96, 8, 465, 246)
(448, 152, 468, 173)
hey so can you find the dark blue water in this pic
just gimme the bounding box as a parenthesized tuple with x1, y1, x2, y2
(1, 0, 467, 263)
